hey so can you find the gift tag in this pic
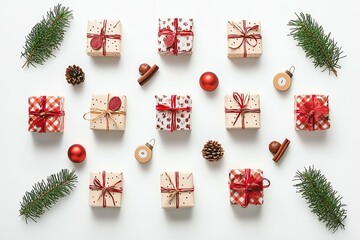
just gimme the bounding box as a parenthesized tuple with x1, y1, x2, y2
(90, 36, 103, 50)
(164, 35, 175, 48)
(108, 96, 122, 111)
(273, 66, 295, 91)
(134, 139, 155, 163)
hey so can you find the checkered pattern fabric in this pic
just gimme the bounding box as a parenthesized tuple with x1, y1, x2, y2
(28, 96, 65, 133)
(294, 95, 330, 131)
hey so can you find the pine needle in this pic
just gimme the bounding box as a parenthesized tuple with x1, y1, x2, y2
(288, 13, 345, 76)
(19, 169, 77, 223)
(21, 4, 73, 68)
(293, 166, 347, 232)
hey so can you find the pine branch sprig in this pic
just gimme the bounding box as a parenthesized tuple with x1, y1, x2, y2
(288, 12, 345, 76)
(293, 166, 347, 232)
(21, 4, 73, 68)
(19, 169, 77, 223)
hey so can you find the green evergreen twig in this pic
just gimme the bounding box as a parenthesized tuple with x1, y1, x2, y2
(288, 12, 345, 76)
(293, 166, 346, 232)
(21, 4, 73, 68)
(19, 169, 77, 223)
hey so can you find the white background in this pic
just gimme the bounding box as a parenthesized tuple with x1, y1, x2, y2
(1, 0, 359, 239)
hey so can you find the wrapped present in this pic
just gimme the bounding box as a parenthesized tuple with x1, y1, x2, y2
(294, 95, 330, 131)
(28, 96, 65, 133)
(160, 172, 194, 208)
(158, 18, 194, 55)
(89, 171, 123, 208)
(227, 20, 262, 58)
(84, 94, 126, 131)
(155, 95, 192, 132)
(86, 20, 122, 57)
(225, 92, 261, 129)
(229, 169, 270, 207)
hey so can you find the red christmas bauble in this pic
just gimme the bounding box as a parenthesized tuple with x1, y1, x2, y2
(199, 72, 219, 91)
(68, 144, 86, 163)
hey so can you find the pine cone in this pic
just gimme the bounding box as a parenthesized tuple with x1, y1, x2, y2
(65, 65, 85, 85)
(202, 140, 224, 162)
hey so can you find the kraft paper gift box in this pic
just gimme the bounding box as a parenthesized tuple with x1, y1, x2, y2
(294, 94, 330, 131)
(160, 172, 194, 208)
(89, 171, 123, 208)
(227, 20, 262, 58)
(28, 96, 65, 133)
(155, 95, 192, 132)
(225, 92, 261, 129)
(85, 94, 127, 131)
(86, 20, 122, 57)
(158, 18, 194, 55)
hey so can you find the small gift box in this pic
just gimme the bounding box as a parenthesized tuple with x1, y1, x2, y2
(89, 171, 123, 208)
(229, 169, 270, 207)
(225, 92, 261, 129)
(86, 20, 122, 57)
(84, 94, 126, 131)
(28, 96, 65, 133)
(227, 20, 262, 58)
(160, 172, 194, 208)
(294, 95, 330, 131)
(158, 18, 194, 55)
(155, 95, 192, 132)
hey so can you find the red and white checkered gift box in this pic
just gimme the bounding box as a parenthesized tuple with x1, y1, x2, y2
(229, 169, 270, 207)
(28, 96, 65, 133)
(294, 95, 330, 131)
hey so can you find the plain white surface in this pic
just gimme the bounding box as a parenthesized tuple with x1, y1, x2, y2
(1, 0, 359, 239)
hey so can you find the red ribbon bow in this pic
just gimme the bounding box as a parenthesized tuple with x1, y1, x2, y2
(161, 172, 194, 208)
(225, 92, 260, 128)
(89, 171, 123, 208)
(28, 96, 65, 132)
(296, 95, 330, 131)
(156, 95, 192, 132)
(87, 20, 122, 56)
(158, 18, 193, 55)
(229, 169, 270, 207)
(227, 20, 262, 57)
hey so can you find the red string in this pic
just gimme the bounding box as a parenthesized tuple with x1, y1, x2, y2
(161, 172, 194, 208)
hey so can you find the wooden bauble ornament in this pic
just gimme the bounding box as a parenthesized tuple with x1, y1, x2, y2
(164, 35, 175, 48)
(90, 36, 103, 50)
(135, 139, 155, 163)
(273, 66, 295, 91)
(108, 96, 121, 111)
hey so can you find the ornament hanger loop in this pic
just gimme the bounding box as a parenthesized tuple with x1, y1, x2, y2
(289, 66, 295, 74)
(149, 138, 155, 147)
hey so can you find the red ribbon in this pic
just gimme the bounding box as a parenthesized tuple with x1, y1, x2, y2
(295, 95, 330, 131)
(161, 172, 194, 208)
(225, 92, 260, 128)
(158, 18, 193, 55)
(156, 95, 192, 132)
(227, 20, 262, 57)
(89, 171, 122, 208)
(28, 96, 65, 133)
(87, 20, 122, 56)
(229, 169, 270, 207)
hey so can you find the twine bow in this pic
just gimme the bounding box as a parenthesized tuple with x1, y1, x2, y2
(295, 95, 329, 131)
(225, 92, 260, 128)
(87, 19, 121, 56)
(161, 172, 194, 208)
(227, 20, 262, 57)
(28, 96, 64, 132)
(89, 171, 122, 208)
(229, 169, 270, 207)
(156, 95, 191, 132)
(158, 18, 193, 55)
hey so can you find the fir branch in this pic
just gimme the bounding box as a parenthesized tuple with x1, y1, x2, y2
(19, 169, 77, 223)
(21, 4, 73, 68)
(288, 13, 345, 76)
(293, 166, 347, 232)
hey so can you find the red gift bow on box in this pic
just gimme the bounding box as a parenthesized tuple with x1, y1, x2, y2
(158, 18, 194, 55)
(225, 92, 260, 128)
(89, 171, 123, 208)
(156, 95, 191, 132)
(161, 172, 194, 208)
(87, 20, 122, 56)
(28, 96, 65, 133)
(229, 169, 270, 207)
(227, 20, 262, 57)
(295, 95, 329, 131)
